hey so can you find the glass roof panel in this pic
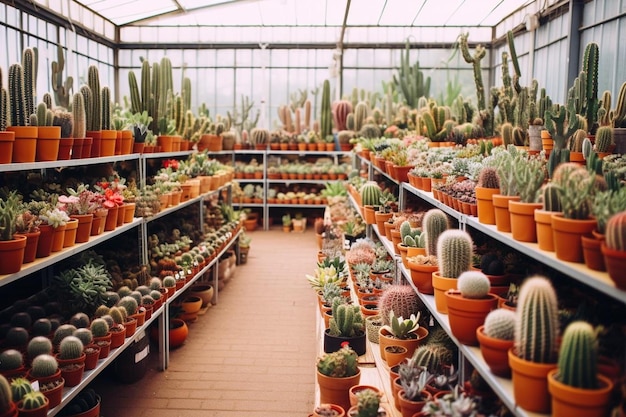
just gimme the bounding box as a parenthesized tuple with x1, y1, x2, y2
(74, 0, 177, 25)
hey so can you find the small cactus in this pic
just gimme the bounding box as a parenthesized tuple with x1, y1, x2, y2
(58, 336, 84, 360)
(90, 318, 109, 338)
(117, 286, 132, 297)
(135, 285, 150, 296)
(31, 318, 52, 337)
(378, 285, 421, 326)
(483, 309, 516, 340)
(73, 328, 93, 346)
(117, 295, 138, 316)
(20, 390, 47, 410)
(355, 388, 381, 417)
(150, 290, 162, 301)
(436, 229, 473, 279)
(605, 211, 626, 251)
(0, 374, 12, 414)
(100, 315, 114, 329)
(108, 306, 126, 324)
(555, 321, 598, 389)
(360, 181, 382, 206)
(69, 312, 90, 329)
(93, 305, 110, 318)
(26, 336, 53, 359)
(52, 324, 77, 346)
(423, 209, 448, 256)
(476, 167, 500, 189)
(540, 182, 562, 212)
(148, 277, 162, 290)
(0, 349, 24, 370)
(30, 354, 59, 378)
(328, 298, 364, 338)
(9, 377, 32, 402)
(411, 344, 452, 374)
(162, 276, 176, 288)
(457, 271, 490, 299)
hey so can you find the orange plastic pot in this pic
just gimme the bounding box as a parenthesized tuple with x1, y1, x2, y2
(36, 126, 61, 161)
(432, 271, 457, 314)
(508, 348, 556, 413)
(492, 194, 520, 233)
(601, 244, 626, 290)
(99, 129, 117, 156)
(0, 235, 27, 275)
(70, 214, 93, 243)
(548, 370, 613, 417)
(551, 213, 597, 263)
(406, 260, 437, 295)
(62, 218, 79, 248)
(535, 209, 557, 252)
(475, 187, 499, 225)
(509, 200, 542, 242)
(476, 325, 514, 377)
(87, 131, 102, 158)
(445, 291, 498, 346)
(50, 224, 67, 253)
(317, 369, 361, 413)
(8, 126, 37, 162)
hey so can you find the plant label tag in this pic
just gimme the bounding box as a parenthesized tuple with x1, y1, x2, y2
(135, 345, 149, 363)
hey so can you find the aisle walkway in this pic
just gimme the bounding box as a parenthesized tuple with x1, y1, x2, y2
(93, 228, 319, 416)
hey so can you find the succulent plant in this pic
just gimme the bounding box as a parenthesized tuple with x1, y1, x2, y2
(162, 276, 176, 288)
(90, 318, 109, 338)
(605, 211, 626, 251)
(30, 354, 59, 378)
(20, 390, 47, 410)
(436, 229, 473, 279)
(355, 388, 381, 417)
(94, 305, 110, 318)
(552, 163, 595, 219)
(118, 295, 138, 316)
(328, 298, 364, 338)
(316, 344, 359, 378)
(423, 209, 448, 256)
(0, 349, 24, 370)
(108, 306, 126, 325)
(381, 311, 420, 340)
(26, 336, 53, 359)
(555, 321, 599, 389)
(540, 182, 562, 212)
(73, 328, 93, 346)
(378, 285, 421, 327)
(515, 276, 559, 363)
(69, 312, 90, 329)
(457, 270, 490, 299)
(58, 335, 84, 360)
(150, 290, 162, 301)
(483, 309, 516, 340)
(9, 377, 32, 402)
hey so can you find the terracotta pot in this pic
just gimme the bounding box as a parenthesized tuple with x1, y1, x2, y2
(110, 327, 126, 348)
(492, 194, 520, 233)
(0, 401, 17, 417)
(317, 369, 361, 413)
(81, 137, 93, 158)
(397, 389, 432, 417)
(169, 318, 189, 348)
(123, 202, 136, 223)
(57, 138, 73, 160)
(104, 205, 119, 231)
(36, 126, 61, 161)
(374, 211, 393, 232)
(311, 404, 345, 417)
(70, 137, 84, 159)
(50, 224, 67, 252)
(535, 209, 557, 252)
(508, 201, 542, 242)
(20, 230, 40, 264)
(35, 224, 54, 258)
(0, 234, 27, 274)
(189, 283, 214, 307)
(8, 126, 37, 163)
(83, 344, 101, 371)
(17, 396, 49, 417)
(157, 135, 177, 152)
(475, 187, 499, 225)
(124, 317, 137, 337)
(70, 214, 94, 243)
(601, 243, 626, 290)
(390, 230, 402, 255)
(397, 243, 409, 267)
(133, 142, 145, 154)
(99, 129, 117, 156)
(90, 209, 108, 236)
(0, 130, 15, 163)
(384, 345, 409, 368)
(508, 348, 556, 413)
(64, 395, 101, 417)
(431, 271, 457, 314)
(94, 335, 111, 359)
(60, 362, 85, 387)
(362, 205, 377, 225)
(378, 327, 429, 362)
(581, 233, 606, 271)
(348, 385, 381, 408)
(198, 134, 222, 152)
(87, 131, 102, 158)
(548, 370, 613, 417)
(476, 325, 514, 377)
(39, 376, 64, 408)
(406, 260, 437, 295)
(383, 222, 394, 241)
(445, 291, 498, 346)
(62, 218, 79, 248)
(393, 165, 414, 183)
(120, 130, 134, 154)
(551, 213, 597, 263)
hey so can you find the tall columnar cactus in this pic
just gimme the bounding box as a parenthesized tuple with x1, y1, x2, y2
(501, 122, 514, 146)
(333, 100, 352, 131)
(22, 47, 37, 120)
(614, 81, 626, 128)
(51, 44, 72, 109)
(359, 181, 382, 206)
(392, 42, 431, 108)
(30, 354, 59, 377)
(328, 298, 363, 337)
(87, 65, 101, 131)
(436, 229, 473, 279)
(507, 30, 522, 93)
(34, 102, 53, 126)
(541, 182, 562, 212)
(483, 309, 516, 340)
(595, 125, 613, 153)
(582, 42, 599, 133)
(101, 86, 111, 130)
(0, 84, 7, 131)
(9, 64, 27, 126)
(545, 97, 580, 150)
(457, 271, 490, 299)
(72, 92, 86, 139)
(377, 285, 421, 326)
(319, 79, 332, 139)
(556, 321, 598, 389)
(0, 375, 12, 413)
(605, 211, 626, 251)
(459, 33, 493, 137)
(58, 335, 84, 360)
(514, 276, 559, 363)
(423, 209, 448, 257)
(353, 101, 369, 133)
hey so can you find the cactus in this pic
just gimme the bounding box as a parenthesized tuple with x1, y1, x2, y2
(108, 306, 126, 324)
(30, 354, 59, 377)
(5, 327, 28, 347)
(483, 309, 516, 340)
(359, 181, 382, 207)
(540, 182, 562, 212)
(436, 229, 473, 279)
(93, 305, 110, 318)
(0, 349, 23, 370)
(150, 290, 163, 301)
(118, 295, 138, 316)
(614, 81, 626, 127)
(552, 163, 595, 219)
(328, 298, 364, 338)
(359, 123, 381, 139)
(52, 324, 77, 346)
(457, 270, 490, 299)
(20, 390, 47, 410)
(411, 345, 449, 374)
(377, 285, 421, 327)
(595, 125, 613, 153)
(90, 318, 109, 338)
(317, 344, 359, 378)
(459, 33, 493, 137)
(129, 291, 143, 305)
(354, 101, 369, 133)
(73, 328, 93, 346)
(555, 321, 599, 389)
(0, 375, 12, 413)
(0, 82, 8, 131)
(34, 102, 52, 126)
(10, 377, 32, 402)
(22, 48, 36, 120)
(8, 64, 27, 126)
(392, 42, 431, 108)
(333, 100, 352, 131)
(87, 65, 101, 131)
(79, 85, 93, 135)
(69, 312, 90, 329)
(476, 167, 500, 189)
(27, 336, 53, 359)
(101, 86, 111, 130)
(58, 335, 84, 360)
(51, 44, 73, 108)
(423, 209, 448, 257)
(513, 153, 545, 203)
(582, 42, 599, 133)
(320, 79, 332, 140)
(501, 122, 514, 146)
(514, 276, 559, 363)
(355, 388, 380, 417)
(250, 128, 270, 146)
(605, 211, 626, 251)
(545, 99, 580, 150)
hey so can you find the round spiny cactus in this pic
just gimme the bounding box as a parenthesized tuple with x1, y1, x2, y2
(556, 321, 599, 389)
(595, 126, 613, 153)
(129, 291, 143, 305)
(0, 374, 12, 413)
(9, 377, 32, 402)
(5, 327, 29, 347)
(436, 229, 473, 279)
(0, 349, 24, 370)
(73, 328, 93, 346)
(360, 181, 382, 206)
(378, 285, 421, 326)
(31, 318, 52, 337)
(69, 312, 90, 329)
(355, 388, 380, 417)
(150, 290, 162, 301)
(411, 344, 452, 373)
(605, 211, 626, 251)
(141, 294, 155, 306)
(515, 276, 559, 364)
(108, 306, 126, 325)
(52, 324, 77, 346)
(477, 167, 500, 189)
(148, 277, 162, 290)
(30, 354, 58, 377)
(457, 270, 490, 299)
(90, 318, 109, 338)
(117, 286, 132, 298)
(118, 295, 138, 316)
(100, 315, 114, 329)
(423, 209, 448, 256)
(250, 127, 270, 146)
(93, 305, 110, 318)
(20, 390, 47, 410)
(58, 336, 84, 360)
(103, 291, 120, 307)
(135, 285, 150, 296)
(162, 276, 176, 288)
(483, 309, 516, 340)
(26, 336, 53, 359)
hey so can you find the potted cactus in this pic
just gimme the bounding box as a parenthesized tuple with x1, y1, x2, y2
(0, 349, 25, 380)
(396, 363, 434, 417)
(508, 153, 546, 242)
(7, 49, 38, 163)
(508, 275, 559, 413)
(312, 403, 345, 417)
(0, 78, 15, 165)
(475, 167, 500, 225)
(431, 229, 473, 314)
(534, 182, 562, 252)
(317, 343, 361, 412)
(16, 390, 48, 417)
(601, 211, 626, 290)
(378, 311, 428, 365)
(26, 354, 63, 408)
(547, 321, 614, 417)
(359, 182, 382, 224)
(0, 191, 27, 275)
(347, 388, 387, 416)
(323, 299, 366, 356)
(55, 336, 85, 387)
(445, 271, 498, 346)
(476, 308, 516, 377)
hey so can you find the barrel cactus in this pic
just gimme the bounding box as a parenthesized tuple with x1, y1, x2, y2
(69, 312, 90, 329)
(58, 335, 84, 360)
(30, 354, 59, 378)
(93, 305, 110, 318)
(378, 285, 421, 326)
(457, 271, 490, 299)
(514, 276, 559, 363)
(148, 277, 162, 290)
(541, 182, 562, 212)
(5, 327, 29, 347)
(90, 318, 109, 338)
(117, 286, 132, 297)
(436, 229, 473, 279)
(108, 306, 126, 324)
(26, 336, 53, 359)
(411, 344, 453, 374)
(477, 167, 500, 189)
(52, 324, 77, 346)
(355, 388, 381, 417)
(162, 275, 176, 288)
(360, 181, 382, 206)
(118, 295, 139, 316)
(250, 127, 270, 146)
(9, 377, 32, 402)
(423, 209, 448, 256)
(595, 125, 613, 153)
(0, 349, 24, 370)
(73, 328, 93, 346)
(150, 290, 163, 301)
(605, 211, 626, 251)
(483, 309, 516, 340)
(20, 390, 47, 410)
(555, 321, 598, 389)
(31, 318, 52, 337)
(0, 375, 12, 413)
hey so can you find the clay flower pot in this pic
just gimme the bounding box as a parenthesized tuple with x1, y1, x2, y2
(492, 194, 520, 233)
(406, 259, 437, 295)
(384, 345, 409, 368)
(317, 369, 361, 413)
(548, 370, 613, 417)
(509, 200, 543, 242)
(397, 389, 432, 417)
(378, 327, 429, 362)
(0, 234, 27, 275)
(535, 209, 558, 252)
(551, 213, 597, 263)
(445, 291, 498, 346)
(508, 348, 556, 413)
(431, 271, 458, 314)
(475, 187, 499, 225)
(476, 325, 514, 377)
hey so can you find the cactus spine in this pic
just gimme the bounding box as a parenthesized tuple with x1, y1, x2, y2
(377, 285, 421, 326)
(0, 375, 12, 413)
(411, 344, 447, 373)
(87, 65, 101, 131)
(595, 125, 613, 153)
(605, 211, 626, 251)
(58, 335, 84, 360)
(437, 229, 473, 279)
(457, 270, 490, 299)
(0, 349, 23, 371)
(30, 354, 59, 377)
(9, 377, 31, 402)
(359, 181, 382, 206)
(477, 167, 500, 189)
(333, 100, 352, 132)
(556, 321, 598, 389)
(514, 276, 559, 363)
(118, 295, 138, 316)
(355, 388, 380, 417)
(90, 318, 109, 338)
(483, 309, 516, 340)
(583, 42, 599, 133)
(320, 79, 332, 140)
(423, 209, 448, 256)
(22, 48, 36, 120)
(9, 64, 27, 126)
(354, 101, 369, 133)
(250, 128, 270, 146)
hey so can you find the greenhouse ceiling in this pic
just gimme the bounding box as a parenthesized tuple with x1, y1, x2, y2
(45, 0, 541, 45)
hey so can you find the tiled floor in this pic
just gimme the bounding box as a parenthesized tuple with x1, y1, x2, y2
(92, 228, 319, 416)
